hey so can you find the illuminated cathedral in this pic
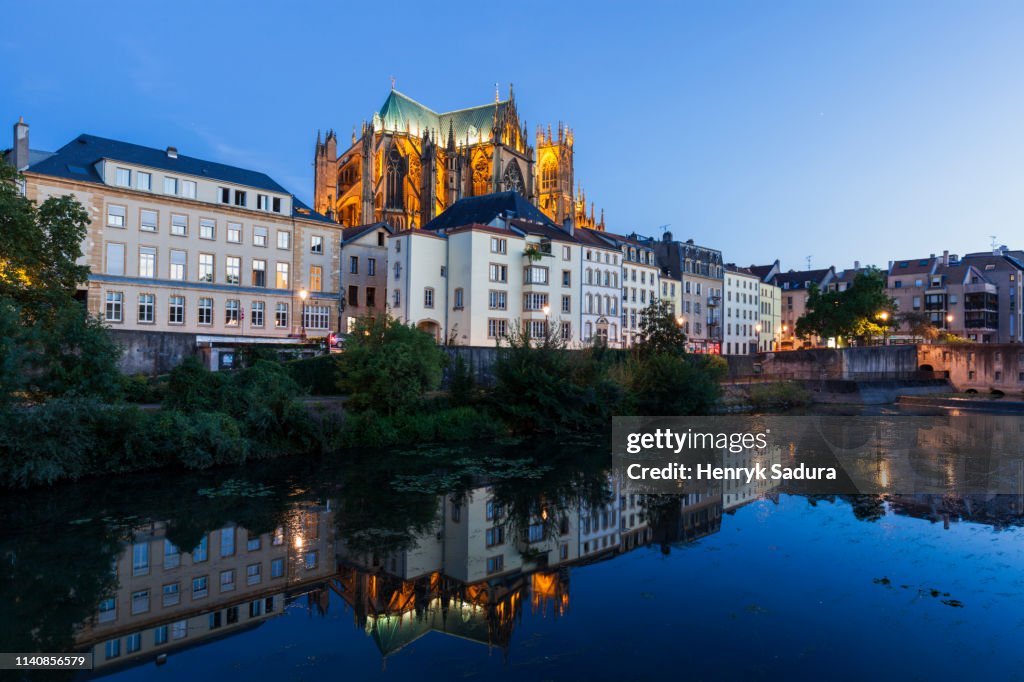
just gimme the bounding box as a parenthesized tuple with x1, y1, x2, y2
(313, 85, 605, 230)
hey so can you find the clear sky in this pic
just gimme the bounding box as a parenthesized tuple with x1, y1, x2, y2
(3, 1, 1022, 272)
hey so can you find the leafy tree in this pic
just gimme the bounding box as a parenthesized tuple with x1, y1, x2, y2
(338, 313, 447, 416)
(898, 310, 939, 343)
(627, 353, 727, 415)
(635, 299, 688, 356)
(796, 269, 894, 345)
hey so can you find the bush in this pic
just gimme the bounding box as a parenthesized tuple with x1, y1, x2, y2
(286, 354, 342, 395)
(120, 373, 168, 404)
(747, 381, 811, 410)
(335, 407, 505, 448)
(627, 353, 727, 416)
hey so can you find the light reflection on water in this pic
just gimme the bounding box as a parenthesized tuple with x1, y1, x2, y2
(1, 415, 1024, 680)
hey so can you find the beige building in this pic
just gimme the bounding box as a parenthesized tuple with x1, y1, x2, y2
(653, 234, 725, 354)
(773, 267, 835, 349)
(339, 222, 391, 333)
(9, 121, 341, 370)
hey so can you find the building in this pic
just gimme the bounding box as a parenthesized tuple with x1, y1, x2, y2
(601, 231, 661, 348)
(313, 86, 604, 231)
(339, 222, 392, 333)
(575, 224, 624, 346)
(724, 265, 762, 355)
(653, 234, 724, 353)
(8, 120, 340, 370)
(389, 192, 581, 345)
(746, 261, 782, 351)
(773, 267, 835, 349)
(961, 247, 1024, 343)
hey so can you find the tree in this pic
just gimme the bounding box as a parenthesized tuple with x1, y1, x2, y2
(635, 299, 688, 356)
(0, 162, 122, 402)
(337, 313, 447, 416)
(898, 310, 938, 343)
(796, 269, 894, 346)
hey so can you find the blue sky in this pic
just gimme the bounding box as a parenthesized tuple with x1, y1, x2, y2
(3, 1, 1022, 271)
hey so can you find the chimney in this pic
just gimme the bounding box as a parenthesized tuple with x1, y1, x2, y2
(563, 214, 574, 236)
(166, 146, 178, 159)
(942, 250, 949, 266)
(12, 117, 29, 171)
(854, 260, 860, 270)
(663, 230, 673, 242)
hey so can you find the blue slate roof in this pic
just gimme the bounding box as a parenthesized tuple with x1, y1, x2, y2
(26, 133, 334, 224)
(421, 191, 556, 232)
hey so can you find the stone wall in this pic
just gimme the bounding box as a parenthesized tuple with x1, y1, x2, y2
(918, 344, 1024, 393)
(443, 346, 501, 387)
(728, 345, 920, 381)
(110, 329, 198, 376)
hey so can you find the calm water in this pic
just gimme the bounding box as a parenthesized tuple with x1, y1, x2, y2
(3, 416, 1024, 681)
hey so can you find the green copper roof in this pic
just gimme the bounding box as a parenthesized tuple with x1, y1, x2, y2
(376, 90, 508, 145)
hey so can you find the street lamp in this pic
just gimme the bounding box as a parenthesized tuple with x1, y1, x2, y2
(754, 323, 762, 353)
(676, 316, 685, 327)
(876, 311, 889, 346)
(298, 288, 308, 339)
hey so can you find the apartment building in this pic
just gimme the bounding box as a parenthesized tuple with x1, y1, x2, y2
(724, 265, 762, 355)
(576, 225, 624, 346)
(961, 248, 1024, 343)
(339, 222, 391, 333)
(9, 120, 340, 370)
(773, 267, 835, 348)
(746, 261, 782, 351)
(653, 233, 724, 353)
(601, 231, 661, 348)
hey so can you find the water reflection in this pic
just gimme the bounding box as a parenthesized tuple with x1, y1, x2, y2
(3, 414, 1024, 678)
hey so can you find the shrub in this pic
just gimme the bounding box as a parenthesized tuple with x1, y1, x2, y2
(286, 354, 343, 395)
(747, 381, 812, 410)
(627, 353, 727, 416)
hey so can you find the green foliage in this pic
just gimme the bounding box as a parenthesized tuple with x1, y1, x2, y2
(448, 354, 476, 406)
(626, 353, 727, 416)
(747, 381, 812, 410)
(796, 269, 894, 345)
(635, 298, 688, 356)
(120, 373, 168, 404)
(338, 313, 447, 415)
(898, 310, 939, 343)
(285, 353, 343, 395)
(336, 407, 503, 448)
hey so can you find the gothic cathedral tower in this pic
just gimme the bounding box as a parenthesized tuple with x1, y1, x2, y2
(535, 123, 574, 225)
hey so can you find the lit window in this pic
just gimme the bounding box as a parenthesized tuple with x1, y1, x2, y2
(309, 265, 322, 292)
(225, 299, 240, 326)
(276, 262, 289, 289)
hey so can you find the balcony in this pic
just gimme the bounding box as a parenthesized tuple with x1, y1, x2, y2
(707, 294, 721, 307)
(524, 241, 553, 260)
(964, 281, 997, 295)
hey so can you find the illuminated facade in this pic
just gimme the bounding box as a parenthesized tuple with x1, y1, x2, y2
(313, 86, 605, 231)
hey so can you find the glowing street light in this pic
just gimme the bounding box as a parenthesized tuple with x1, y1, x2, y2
(676, 316, 685, 327)
(298, 288, 309, 339)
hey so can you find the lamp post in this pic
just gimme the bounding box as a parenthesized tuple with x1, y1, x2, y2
(299, 288, 308, 339)
(754, 323, 762, 353)
(542, 304, 551, 338)
(876, 311, 889, 346)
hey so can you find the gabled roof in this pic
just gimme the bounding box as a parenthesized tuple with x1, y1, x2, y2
(773, 268, 834, 289)
(574, 226, 619, 250)
(341, 221, 393, 244)
(421, 191, 555, 232)
(508, 218, 579, 243)
(28, 134, 291, 193)
(376, 90, 510, 144)
(888, 257, 936, 276)
(292, 197, 336, 224)
(746, 261, 780, 282)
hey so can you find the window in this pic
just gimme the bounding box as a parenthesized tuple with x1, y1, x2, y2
(182, 180, 196, 199)
(275, 303, 288, 328)
(272, 197, 281, 213)
(220, 187, 231, 204)
(393, 289, 401, 307)
(310, 265, 322, 292)
(276, 263, 289, 289)
(227, 222, 242, 243)
(193, 576, 209, 599)
(199, 218, 215, 240)
(368, 258, 376, 276)
(139, 247, 156, 278)
(106, 243, 125, 275)
(486, 555, 504, 575)
(349, 256, 359, 274)
(271, 558, 284, 578)
(424, 287, 434, 308)
(107, 204, 126, 228)
(454, 288, 464, 309)
(304, 551, 318, 570)
(226, 256, 240, 285)
(252, 259, 266, 287)
(490, 237, 507, 254)
(104, 639, 120, 660)
(524, 265, 549, 284)
(303, 305, 329, 330)
(348, 285, 359, 307)
(221, 569, 236, 592)
(198, 254, 214, 283)
(488, 318, 508, 338)
(192, 537, 208, 562)
(247, 563, 261, 585)
(530, 319, 547, 338)
(524, 292, 549, 311)
(486, 500, 504, 520)
(234, 190, 247, 207)
(136, 171, 151, 191)
(168, 295, 184, 324)
(136, 293, 155, 323)
(162, 583, 180, 606)
(210, 611, 222, 630)
(170, 214, 187, 236)
(562, 295, 571, 313)
(169, 250, 186, 280)
(115, 167, 131, 187)
(563, 245, 571, 260)
(277, 231, 290, 250)
(198, 297, 213, 325)
(251, 301, 264, 327)
(257, 194, 269, 211)
(562, 270, 571, 287)
(220, 527, 235, 557)
(163, 177, 178, 195)
(225, 299, 240, 326)
(489, 290, 507, 310)
(489, 263, 508, 282)
(311, 235, 323, 254)
(98, 598, 116, 622)
(131, 589, 150, 614)
(486, 526, 505, 547)
(171, 620, 187, 640)
(254, 226, 267, 247)
(366, 287, 376, 308)
(140, 209, 158, 232)
(249, 600, 264, 618)
(132, 542, 149, 576)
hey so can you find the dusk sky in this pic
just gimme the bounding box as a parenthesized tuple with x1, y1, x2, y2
(3, 1, 1022, 272)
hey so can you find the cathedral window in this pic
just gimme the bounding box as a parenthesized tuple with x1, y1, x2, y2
(502, 159, 525, 195)
(541, 158, 557, 191)
(386, 147, 406, 210)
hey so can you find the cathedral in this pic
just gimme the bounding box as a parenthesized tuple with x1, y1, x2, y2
(313, 85, 605, 231)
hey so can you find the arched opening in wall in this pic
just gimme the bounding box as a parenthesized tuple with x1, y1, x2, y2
(919, 364, 934, 372)
(991, 389, 1005, 397)
(416, 320, 441, 344)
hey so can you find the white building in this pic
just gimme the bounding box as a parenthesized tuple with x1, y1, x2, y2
(576, 224, 623, 346)
(601, 232, 660, 347)
(724, 265, 762, 355)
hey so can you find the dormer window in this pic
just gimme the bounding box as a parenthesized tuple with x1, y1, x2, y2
(272, 197, 281, 213)
(257, 194, 269, 211)
(219, 187, 231, 204)
(115, 167, 131, 187)
(182, 180, 196, 199)
(163, 177, 178, 195)
(234, 190, 247, 207)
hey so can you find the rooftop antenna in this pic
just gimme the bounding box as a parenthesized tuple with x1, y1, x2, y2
(990, 235, 999, 250)
(805, 255, 812, 270)
(390, 75, 396, 90)
(658, 224, 671, 234)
